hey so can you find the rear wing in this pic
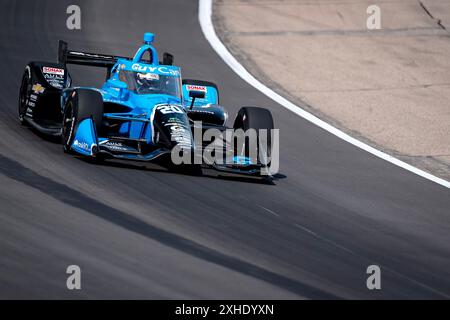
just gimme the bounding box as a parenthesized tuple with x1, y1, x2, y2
(57, 40, 130, 69)
(57, 40, 131, 79)
(57, 40, 174, 73)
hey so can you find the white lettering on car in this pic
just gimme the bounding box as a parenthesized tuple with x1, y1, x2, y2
(131, 63, 179, 75)
(186, 85, 207, 92)
(43, 67, 65, 76)
(157, 105, 184, 114)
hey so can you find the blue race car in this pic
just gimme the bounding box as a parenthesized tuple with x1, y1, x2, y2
(18, 33, 274, 176)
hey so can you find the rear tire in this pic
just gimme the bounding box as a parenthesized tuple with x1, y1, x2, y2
(62, 101, 75, 154)
(18, 67, 32, 125)
(62, 89, 103, 155)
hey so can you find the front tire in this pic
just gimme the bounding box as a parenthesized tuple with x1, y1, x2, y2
(62, 101, 76, 153)
(61, 89, 103, 155)
(233, 106, 274, 165)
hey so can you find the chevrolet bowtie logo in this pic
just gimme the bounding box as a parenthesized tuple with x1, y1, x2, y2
(32, 83, 45, 94)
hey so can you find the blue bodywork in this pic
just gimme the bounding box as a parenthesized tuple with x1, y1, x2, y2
(63, 33, 256, 171)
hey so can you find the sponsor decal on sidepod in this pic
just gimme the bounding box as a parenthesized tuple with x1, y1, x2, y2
(42, 66, 65, 76)
(32, 83, 45, 94)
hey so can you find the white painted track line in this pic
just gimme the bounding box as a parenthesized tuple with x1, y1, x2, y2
(198, 0, 450, 190)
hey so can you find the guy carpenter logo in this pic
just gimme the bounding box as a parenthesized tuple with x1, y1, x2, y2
(131, 63, 180, 76)
(43, 67, 65, 76)
(186, 85, 207, 92)
(170, 121, 279, 176)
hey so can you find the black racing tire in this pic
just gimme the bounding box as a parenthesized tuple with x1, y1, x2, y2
(18, 66, 32, 125)
(233, 106, 274, 163)
(62, 89, 103, 155)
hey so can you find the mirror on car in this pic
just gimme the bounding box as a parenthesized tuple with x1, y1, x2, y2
(189, 90, 205, 99)
(188, 90, 206, 110)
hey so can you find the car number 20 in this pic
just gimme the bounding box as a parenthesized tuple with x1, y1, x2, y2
(157, 105, 184, 114)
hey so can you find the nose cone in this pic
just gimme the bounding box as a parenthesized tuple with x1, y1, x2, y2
(143, 33, 154, 44)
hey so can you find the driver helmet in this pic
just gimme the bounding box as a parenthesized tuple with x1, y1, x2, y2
(136, 72, 160, 89)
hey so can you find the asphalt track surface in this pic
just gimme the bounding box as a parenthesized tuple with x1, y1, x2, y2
(0, 0, 449, 299)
